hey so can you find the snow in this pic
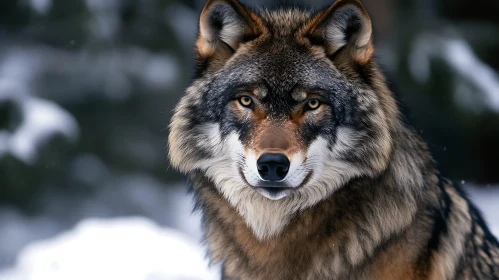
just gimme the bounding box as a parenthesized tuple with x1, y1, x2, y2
(85, 0, 121, 40)
(0, 48, 48, 85)
(0, 217, 220, 280)
(124, 48, 179, 90)
(0, 81, 79, 164)
(0, 210, 60, 269)
(467, 185, 499, 237)
(28, 0, 52, 14)
(409, 33, 499, 112)
(445, 39, 499, 112)
(9, 97, 79, 163)
(0, 170, 204, 268)
(0, 46, 178, 103)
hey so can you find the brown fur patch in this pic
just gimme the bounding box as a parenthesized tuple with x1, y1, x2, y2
(247, 120, 304, 159)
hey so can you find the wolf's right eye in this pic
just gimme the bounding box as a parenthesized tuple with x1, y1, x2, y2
(306, 99, 321, 111)
(238, 96, 253, 108)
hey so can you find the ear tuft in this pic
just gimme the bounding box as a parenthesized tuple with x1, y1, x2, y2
(304, 0, 373, 64)
(197, 0, 262, 59)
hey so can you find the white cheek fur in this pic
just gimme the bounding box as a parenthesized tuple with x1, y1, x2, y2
(192, 123, 364, 240)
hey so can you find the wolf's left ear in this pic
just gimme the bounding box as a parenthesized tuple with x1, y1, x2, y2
(196, 0, 263, 60)
(303, 0, 373, 64)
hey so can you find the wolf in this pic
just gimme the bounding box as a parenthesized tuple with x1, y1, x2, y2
(168, 0, 499, 278)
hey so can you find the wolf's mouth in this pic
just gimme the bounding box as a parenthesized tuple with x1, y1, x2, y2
(255, 186, 294, 200)
(238, 166, 315, 200)
(258, 187, 290, 195)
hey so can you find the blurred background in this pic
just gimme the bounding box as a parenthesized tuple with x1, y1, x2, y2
(0, 0, 498, 279)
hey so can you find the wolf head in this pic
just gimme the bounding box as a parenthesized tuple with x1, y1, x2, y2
(169, 0, 399, 238)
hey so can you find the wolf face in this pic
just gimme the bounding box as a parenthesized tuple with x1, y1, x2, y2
(169, 0, 395, 239)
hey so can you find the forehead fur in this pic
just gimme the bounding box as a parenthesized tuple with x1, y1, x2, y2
(258, 8, 312, 37)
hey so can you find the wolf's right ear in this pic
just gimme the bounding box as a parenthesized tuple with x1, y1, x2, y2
(196, 0, 263, 64)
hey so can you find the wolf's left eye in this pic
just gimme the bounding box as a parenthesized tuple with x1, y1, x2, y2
(238, 96, 253, 108)
(306, 99, 321, 110)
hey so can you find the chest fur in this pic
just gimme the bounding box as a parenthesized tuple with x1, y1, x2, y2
(197, 182, 425, 279)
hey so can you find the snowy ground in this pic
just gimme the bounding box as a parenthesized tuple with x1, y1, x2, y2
(0, 177, 205, 268)
(0, 218, 219, 280)
(0, 184, 497, 280)
(467, 185, 499, 235)
(0, 174, 219, 280)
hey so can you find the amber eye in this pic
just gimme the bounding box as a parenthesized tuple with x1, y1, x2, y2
(238, 96, 253, 108)
(307, 99, 321, 110)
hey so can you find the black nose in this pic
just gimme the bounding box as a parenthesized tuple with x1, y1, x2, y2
(257, 153, 290, 182)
